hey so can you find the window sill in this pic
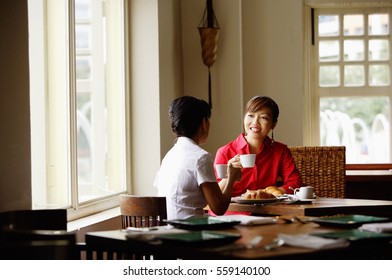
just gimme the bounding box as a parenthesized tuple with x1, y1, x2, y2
(346, 169, 392, 182)
(67, 206, 121, 232)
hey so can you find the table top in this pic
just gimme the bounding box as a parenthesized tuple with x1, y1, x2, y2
(226, 197, 392, 218)
(85, 218, 392, 260)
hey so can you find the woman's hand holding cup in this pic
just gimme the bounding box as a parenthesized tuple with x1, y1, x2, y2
(227, 162, 242, 182)
(227, 154, 242, 168)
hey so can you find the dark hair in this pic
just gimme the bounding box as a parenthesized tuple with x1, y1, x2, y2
(169, 96, 211, 138)
(244, 96, 279, 123)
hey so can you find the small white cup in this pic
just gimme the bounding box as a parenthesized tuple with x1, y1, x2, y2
(215, 164, 227, 179)
(294, 186, 315, 200)
(240, 154, 256, 168)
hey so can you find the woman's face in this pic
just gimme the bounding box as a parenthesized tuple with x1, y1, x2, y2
(244, 107, 275, 141)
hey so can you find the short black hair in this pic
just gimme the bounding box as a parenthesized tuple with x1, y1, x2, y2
(169, 96, 211, 138)
(244, 96, 279, 123)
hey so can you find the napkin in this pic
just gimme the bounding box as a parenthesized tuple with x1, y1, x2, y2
(358, 222, 392, 233)
(215, 215, 277, 226)
(277, 233, 349, 250)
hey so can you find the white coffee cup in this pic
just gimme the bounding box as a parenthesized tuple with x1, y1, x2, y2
(215, 164, 227, 179)
(294, 186, 315, 200)
(240, 154, 256, 168)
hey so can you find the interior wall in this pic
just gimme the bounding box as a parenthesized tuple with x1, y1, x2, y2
(0, 0, 31, 211)
(181, 0, 304, 159)
(129, 0, 184, 195)
(181, 0, 244, 157)
(158, 0, 184, 159)
(242, 0, 304, 146)
(128, 0, 160, 195)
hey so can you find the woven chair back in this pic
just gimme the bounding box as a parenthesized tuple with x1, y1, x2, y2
(289, 146, 346, 198)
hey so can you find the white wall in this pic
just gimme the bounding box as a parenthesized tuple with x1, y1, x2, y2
(181, 0, 304, 157)
(242, 0, 304, 146)
(129, 0, 184, 195)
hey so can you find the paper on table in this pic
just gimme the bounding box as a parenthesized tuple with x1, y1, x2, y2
(277, 233, 349, 250)
(215, 215, 277, 226)
(359, 222, 392, 233)
(124, 225, 188, 240)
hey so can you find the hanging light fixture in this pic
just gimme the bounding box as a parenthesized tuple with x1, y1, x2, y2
(198, 0, 220, 108)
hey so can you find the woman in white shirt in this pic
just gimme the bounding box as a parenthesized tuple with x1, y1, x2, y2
(154, 96, 241, 220)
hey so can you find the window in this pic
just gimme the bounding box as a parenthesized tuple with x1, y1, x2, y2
(28, 0, 128, 220)
(305, 2, 392, 165)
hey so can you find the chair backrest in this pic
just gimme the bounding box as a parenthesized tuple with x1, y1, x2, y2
(119, 195, 167, 228)
(288, 146, 346, 198)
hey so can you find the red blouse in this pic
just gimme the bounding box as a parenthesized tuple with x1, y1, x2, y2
(214, 134, 303, 197)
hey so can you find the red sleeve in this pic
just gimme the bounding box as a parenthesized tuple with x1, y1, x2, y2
(279, 147, 303, 193)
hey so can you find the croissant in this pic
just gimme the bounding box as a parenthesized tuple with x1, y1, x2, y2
(244, 189, 275, 200)
(264, 186, 283, 197)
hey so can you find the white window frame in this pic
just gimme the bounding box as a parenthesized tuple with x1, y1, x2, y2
(29, 0, 130, 220)
(304, 0, 392, 168)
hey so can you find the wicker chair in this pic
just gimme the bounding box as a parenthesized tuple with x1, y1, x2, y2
(288, 146, 346, 198)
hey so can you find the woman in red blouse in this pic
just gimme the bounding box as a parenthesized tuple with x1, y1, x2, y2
(214, 96, 303, 197)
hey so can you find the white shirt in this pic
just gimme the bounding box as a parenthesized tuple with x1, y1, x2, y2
(154, 137, 217, 220)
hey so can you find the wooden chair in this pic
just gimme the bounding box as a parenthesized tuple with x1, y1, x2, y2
(288, 146, 346, 198)
(84, 195, 167, 260)
(119, 195, 167, 229)
(117, 195, 168, 260)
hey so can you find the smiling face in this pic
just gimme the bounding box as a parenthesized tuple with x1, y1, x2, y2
(244, 107, 276, 142)
(242, 96, 279, 144)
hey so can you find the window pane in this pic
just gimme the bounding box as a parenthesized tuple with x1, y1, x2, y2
(344, 65, 365, 86)
(319, 15, 339, 36)
(75, 0, 126, 203)
(320, 97, 390, 163)
(319, 40, 340, 62)
(315, 8, 392, 165)
(76, 57, 91, 79)
(344, 14, 364, 35)
(30, 0, 126, 211)
(369, 39, 389, 61)
(76, 25, 90, 49)
(75, 0, 91, 19)
(77, 92, 92, 185)
(319, 65, 340, 87)
(344, 40, 364, 61)
(369, 64, 390, 86)
(368, 14, 389, 35)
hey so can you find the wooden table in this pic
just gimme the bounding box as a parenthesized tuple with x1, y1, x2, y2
(226, 197, 392, 218)
(84, 219, 392, 260)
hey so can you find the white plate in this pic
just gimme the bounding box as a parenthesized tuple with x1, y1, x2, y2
(231, 197, 279, 204)
(287, 194, 317, 202)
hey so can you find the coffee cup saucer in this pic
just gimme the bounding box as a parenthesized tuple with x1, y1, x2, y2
(287, 194, 317, 202)
(297, 197, 317, 202)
